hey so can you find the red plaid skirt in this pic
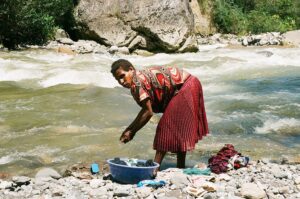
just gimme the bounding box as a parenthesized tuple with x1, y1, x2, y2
(153, 76, 209, 152)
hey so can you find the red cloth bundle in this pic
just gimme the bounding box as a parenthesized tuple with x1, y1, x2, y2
(208, 144, 241, 174)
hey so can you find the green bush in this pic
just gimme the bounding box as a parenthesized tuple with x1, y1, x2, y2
(248, 11, 296, 34)
(213, 0, 248, 34)
(212, 0, 299, 34)
(0, 0, 74, 49)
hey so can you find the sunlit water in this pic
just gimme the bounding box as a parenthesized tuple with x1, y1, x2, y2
(0, 46, 300, 176)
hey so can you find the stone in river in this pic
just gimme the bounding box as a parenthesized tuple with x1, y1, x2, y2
(35, 167, 62, 180)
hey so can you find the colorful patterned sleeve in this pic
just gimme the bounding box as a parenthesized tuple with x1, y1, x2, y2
(138, 86, 150, 102)
(131, 84, 150, 105)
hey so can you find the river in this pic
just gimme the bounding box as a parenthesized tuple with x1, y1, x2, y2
(0, 45, 299, 176)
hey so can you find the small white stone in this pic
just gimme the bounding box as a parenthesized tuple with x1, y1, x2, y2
(294, 176, 300, 185)
(241, 183, 266, 199)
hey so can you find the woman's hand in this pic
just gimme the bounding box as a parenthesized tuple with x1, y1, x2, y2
(120, 129, 135, 143)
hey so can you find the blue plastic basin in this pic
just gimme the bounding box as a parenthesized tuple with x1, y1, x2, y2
(107, 158, 159, 184)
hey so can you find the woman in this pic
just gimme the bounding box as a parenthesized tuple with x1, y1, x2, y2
(111, 59, 208, 169)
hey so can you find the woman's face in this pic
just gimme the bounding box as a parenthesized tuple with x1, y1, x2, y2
(113, 66, 134, 89)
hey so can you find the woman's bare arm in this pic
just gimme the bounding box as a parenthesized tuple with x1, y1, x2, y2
(120, 98, 153, 143)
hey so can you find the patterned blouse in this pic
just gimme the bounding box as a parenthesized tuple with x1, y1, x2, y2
(130, 66, 190, 113)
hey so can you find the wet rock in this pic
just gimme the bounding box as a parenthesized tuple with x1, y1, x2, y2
(0, 181, 13, 189)
(12, 176, 31, 186)
(242, 38, 248, 46)
(35, 168, 62, 180)
(241, 183, 266, 199)
(178, 36, 199, 53)
(57, 38, 74, 45)
(257, 51, 273, 57)
(57, 46, 76, 55)
(132, 49, 154, 56)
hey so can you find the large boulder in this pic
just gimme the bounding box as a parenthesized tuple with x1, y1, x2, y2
(74, 0, 196, 52)
(282, 30, 300, 47)
(189, 0, 216, 36)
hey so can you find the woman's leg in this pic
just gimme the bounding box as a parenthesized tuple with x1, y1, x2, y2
(177, 151, 186, 168)
(154, 150, 166, 169)
(153, 150, 166, 176)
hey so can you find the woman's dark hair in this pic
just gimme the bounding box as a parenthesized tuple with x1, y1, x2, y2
(111, 59, 135, 74)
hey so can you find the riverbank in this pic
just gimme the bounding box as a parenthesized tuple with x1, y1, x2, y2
(1, 30, 299, 56)
(0, 158, 300, 199)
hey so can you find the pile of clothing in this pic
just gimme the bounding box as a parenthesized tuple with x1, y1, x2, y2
(111, 157, 155, 167)
(208, 144, 249, 174)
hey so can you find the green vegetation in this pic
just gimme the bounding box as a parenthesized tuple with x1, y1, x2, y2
(212, 0, 299, 34)
(0, 0, 74, 49)
(0, 0, 299, 48)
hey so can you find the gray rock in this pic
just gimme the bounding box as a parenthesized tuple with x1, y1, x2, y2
(135, 187, 152, 198)
(89, 179, 104, 189)
(108, 46, 119, 54)
(57, 38, 74, 45)
(12, 176, 31, 186)
(55, 28, 69, 39)
(282, 30, 300, 46)
(259, 38, 269, 46)
(89, 187, 108, 197)
(35, 168, 62, 180)
(74, 0, 194, 52)
(128, 35, 147, 50)
(241, 183, 266, 199)
(113, 185, 131, 197)
(170, 173, 189, 189)
(278, 186, 290, 194)
(132, 49, 154, 56)
(294, 176, 300, 185)
(242, 38, 248, 46)
(118, 46, 130, 55)
(0, 181, 13, 189)
(203, 192, 217, 199)
(257, 51, 273, 57)
(271, 166, 288, 179)
(178, 35, 199, 53)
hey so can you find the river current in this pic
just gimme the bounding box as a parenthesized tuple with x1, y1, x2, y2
(0, 45, 299, 176)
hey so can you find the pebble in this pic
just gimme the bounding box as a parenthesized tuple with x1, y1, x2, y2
(1, 161, 300, 198)
(295, 176, 300, 184)
(241, 183, 266, 199)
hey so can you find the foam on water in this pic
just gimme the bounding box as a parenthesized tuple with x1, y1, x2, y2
(1, 47, 300, 88)
(255, 117, 300, 134)
(39, 69, 118, 88)
(0, 146, 61, 165)
(0, 155, 14, 165)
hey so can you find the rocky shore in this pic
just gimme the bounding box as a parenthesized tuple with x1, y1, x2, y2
(12, 29, 297, 56)
(1, 158, 299, 199)
(1, 29, 299, 55)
